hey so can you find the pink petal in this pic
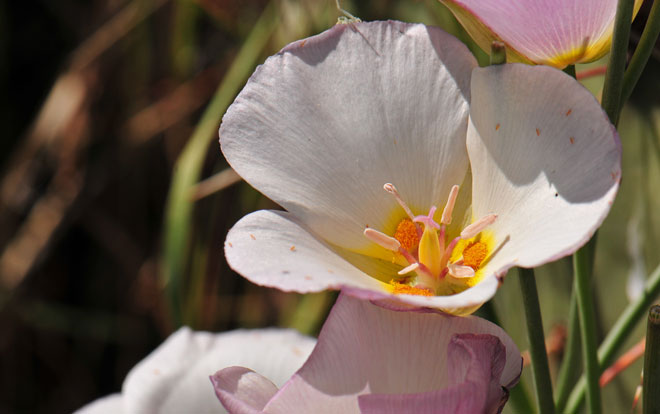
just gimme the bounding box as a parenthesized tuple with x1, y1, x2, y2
(441, 0, 643, 67)
(358, 383, 481, 414)
(261, 294, 521, 413)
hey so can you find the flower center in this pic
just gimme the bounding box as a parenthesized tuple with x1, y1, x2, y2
(363, 183, 497, 297)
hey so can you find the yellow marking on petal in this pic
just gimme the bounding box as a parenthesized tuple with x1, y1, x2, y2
(450, 230, 496, 288)
(388, 280, 433, 296)
(394, 219, 419, 251)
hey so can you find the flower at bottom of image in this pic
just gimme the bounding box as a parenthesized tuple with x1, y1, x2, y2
(74, 328, 316, 414)
(76, 293, 521, 414)
(213, 294, 522, 414)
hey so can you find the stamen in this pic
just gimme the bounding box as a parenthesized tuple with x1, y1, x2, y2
(383, 183, 415, 220)
(461, 214, 497, 240)
(364, 228, 401, 251)
(441, 185, 459, 225)
(398, 263, 419, 276)
(413, 206, 440, 229)
(393, 219, 419, 250)
(448, 263, 475, 279)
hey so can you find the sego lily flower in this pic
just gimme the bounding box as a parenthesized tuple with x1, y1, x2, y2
(213, 294, 522, 414)
(439, 0, 644, 68)
(221, 21, 620, 315)
(75, 328, 315, 414)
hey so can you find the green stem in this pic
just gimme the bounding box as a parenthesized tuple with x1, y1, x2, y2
(601, 0, 634, 126)
(621, 0, 660, 107)
(518, 268, 555, 414)
(490, 41, 506, 65)
(643, 305, 660, 414)
(161, 1, 279, 327)
(565, 262, 660, 413)
(573, 238, 602, 414)
(554, 290, 582, 411)
(565, 1, 634, 410)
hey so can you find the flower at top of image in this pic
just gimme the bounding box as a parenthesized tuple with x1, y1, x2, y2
(74, 327, 315, 414)
(221, 20, 620, 315)
(439, 0, 644, 68)
(212, 294, 522, 414)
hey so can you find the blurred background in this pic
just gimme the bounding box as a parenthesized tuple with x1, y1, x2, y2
(0, 0, 659, 412)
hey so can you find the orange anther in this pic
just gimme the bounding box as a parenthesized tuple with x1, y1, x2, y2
(394, 219, 419, 250)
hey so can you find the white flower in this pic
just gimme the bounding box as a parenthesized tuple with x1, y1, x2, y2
(74, 328, 315, 414)
(221, 20, 620, 315)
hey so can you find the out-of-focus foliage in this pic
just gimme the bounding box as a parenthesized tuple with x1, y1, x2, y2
(0, 1, 658, 413)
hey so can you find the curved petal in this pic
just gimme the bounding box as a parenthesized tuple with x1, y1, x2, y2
(74, 394, 123, 414)
(226, 209, 499, 314)
(358, 334, 509, 414)
(211, 367, 279, 414)
(467, 64, 620, 275)
(441, 0, 643, 67)
(262, 294, 521, 413)
(225, 209, 387, 293)
(122, 328, 315, 414)
(220, 21, 476, 252)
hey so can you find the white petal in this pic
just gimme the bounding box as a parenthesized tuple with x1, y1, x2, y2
(74, 394, 123, 414)
(122, 327, 315, 414)
(262, 294, 521, 413)
(220, 21, 476, 252)
(467, 64, 620, 274)
(225, 209, 391, 293)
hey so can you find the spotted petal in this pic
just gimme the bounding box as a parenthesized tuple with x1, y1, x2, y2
(220, 21, 476, 253)
(225, 208, 501, 315)
(467, 64, 620, 277)
(440, 0, 644, 68)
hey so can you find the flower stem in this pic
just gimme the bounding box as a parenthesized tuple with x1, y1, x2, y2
(161, 1, 279, 326)
(643, 305, 660, 414)
(601, 0, 634, 126)
(572, 238, 602, 414)
(490, 41, 506, 65)
(518, 267, 555, 414)
(566, 1, 634, 410)
(564, 261, 660, 413)
(621, 0, 660, 107)
(554, 290, 581, 411)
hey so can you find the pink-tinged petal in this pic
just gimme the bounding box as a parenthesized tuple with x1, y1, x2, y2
(74, 394, 123, 414)
(261, 294, 522, 413)
(447, 334, 508, 413)
(211, 367, 279, 414)
(122, 328, 314, 414)
(358, 383, 481, 414)
(468, 64, 619, 276)
(226, 208, 500, 315)
(440, 0, 644, 67)
(220, 21, 476, 254)
(359, 334, 508, 414)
